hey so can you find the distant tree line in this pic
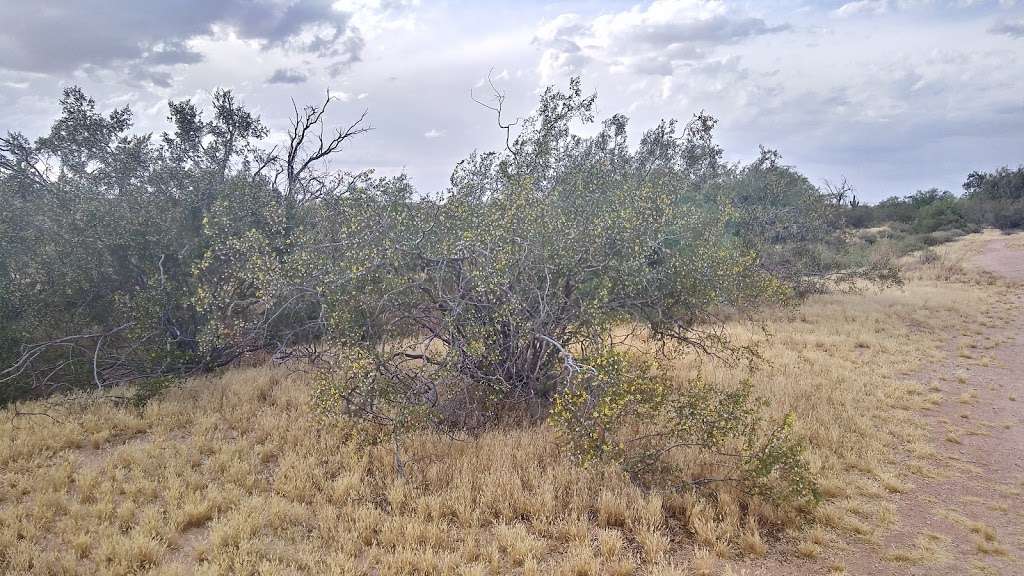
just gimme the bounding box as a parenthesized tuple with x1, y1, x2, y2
(844, 167, 1024, 233)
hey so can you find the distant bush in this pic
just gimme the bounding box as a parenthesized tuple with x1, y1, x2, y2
(839, 184, 994, 263)
(845, 166, 1023, 236)
(726, 152, 896, 295)
(922, 229, 967, 246)
(962, 166, 1024, 231)
(911, 196, 968, 234)
(861, 189, 969, 235)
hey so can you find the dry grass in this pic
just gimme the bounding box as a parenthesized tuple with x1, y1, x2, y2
(882, 532, 951, 565)
(937, 510, 1010, 557)
(0, 232, 1016, 575)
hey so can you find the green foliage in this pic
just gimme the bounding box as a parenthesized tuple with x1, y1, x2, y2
(306, 81, 796, 438)
(549, 349, 669, 464)
(962, 166, 1024, 230)
(657, 377, 815, 502)
(845, 166, 1024, 236)
(857, 189, 971, 234)
(0, 87, 359, 398)
(910, 192, 968, 234)
(724, 156, 898, 294)
(840, 186, 991, 262)
(549, 351, 816, 503)
(299, 80, 862, 500)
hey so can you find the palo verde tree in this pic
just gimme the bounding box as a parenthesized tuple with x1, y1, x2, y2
(307, 78, 876, 499)
(724, 153, 901, 294)
(0, 87, 367, 400)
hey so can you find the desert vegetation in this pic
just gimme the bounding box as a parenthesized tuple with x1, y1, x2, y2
(0, 78, 891, 488)
(1, 80, 1021, 575)
(841, 166, 1024, 257)
(1, 233, 1016, 575)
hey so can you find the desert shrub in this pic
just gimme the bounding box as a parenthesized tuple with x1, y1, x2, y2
(872, 195, 918, 225)
(549, 350, 816, 501)
(922, 229, 969, 246)
(724, 152, 892, 295)
(844, 202, 875, 228)
(962, 166, 1024, 230)
(303, 80, 892, 502)
(847, 221, 971, 268)
(964, 197, 1024, 231)
(308, 82, 789, 432)
(857, 230, 880, 244)
(911, 195, 968, 233)
(848, 188, 985, 239)
(4, 79, 886, 503)
(129, 376, 175, 408)
(0, 88, 367, 399)
(853, 167, 1024, 234)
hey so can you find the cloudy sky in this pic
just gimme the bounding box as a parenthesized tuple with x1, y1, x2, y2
(1, 0, 1022, 201)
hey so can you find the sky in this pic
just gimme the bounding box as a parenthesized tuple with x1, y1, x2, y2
(1, 0, 1022, 202)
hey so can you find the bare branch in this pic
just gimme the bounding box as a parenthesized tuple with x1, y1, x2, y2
(470, 69, 520, 156)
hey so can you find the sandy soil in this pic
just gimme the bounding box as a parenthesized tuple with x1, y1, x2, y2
(738, 235, 1024, 576)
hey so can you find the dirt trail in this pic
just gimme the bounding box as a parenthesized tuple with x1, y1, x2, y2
(842, 236, 1024, 575)
(844, 235, 1024, 576)
(743, 236, 1024, 576)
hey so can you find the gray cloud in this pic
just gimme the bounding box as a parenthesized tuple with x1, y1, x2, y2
(133, 69, 174, 89)
(0, 0, 359, 75)
(535, 2, 789, 80)
(990, 18, 1024, 36)
(627, 15, 790, 47)
(267, 68, 309, 85)
(326, 35, 367, 77)
(140, 42, 205, 67)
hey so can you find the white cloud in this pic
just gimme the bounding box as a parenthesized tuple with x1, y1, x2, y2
(534, 1, 788, 81)
(332, 0, 419, 38)
(836, 0, 1019, 17)
(424, 128, 444, 138)
(834, 0, 890, 17)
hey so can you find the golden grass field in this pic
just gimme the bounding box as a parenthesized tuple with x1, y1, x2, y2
(1, 231, 1020, 575)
